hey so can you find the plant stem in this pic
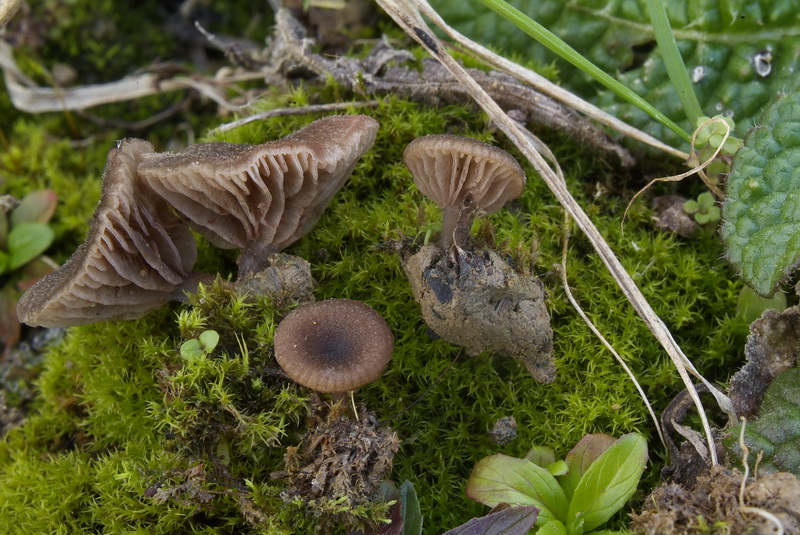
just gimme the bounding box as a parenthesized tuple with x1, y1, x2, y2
(646, 0, 703, 125)
(477, 0, 692, 144)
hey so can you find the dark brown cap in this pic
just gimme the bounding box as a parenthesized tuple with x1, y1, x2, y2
(137, 115, 379, 276)
(17, 139, 197, 327)
(273, 299, 394, 393)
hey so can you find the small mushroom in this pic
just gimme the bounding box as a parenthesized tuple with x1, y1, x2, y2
(17, 139, 198, 327)
(273, 299, 394, 393)
(403, 134, 525, 249)
(137, 115, 379, 277)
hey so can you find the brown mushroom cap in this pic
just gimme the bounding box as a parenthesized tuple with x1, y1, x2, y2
(137, 115, 379, 275)
(273, 299, 394, 393)
(403, 134, 526, 215)
(17, 139, 197, 327)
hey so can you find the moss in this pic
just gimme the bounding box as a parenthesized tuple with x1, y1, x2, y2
(0, 5, 750, 530)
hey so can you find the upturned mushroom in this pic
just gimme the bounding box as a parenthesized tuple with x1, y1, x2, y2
(273, 299, 394, 394)
(17, 139, 198, 327)
(403, 134, 525, 250)
(137, 115, 379, 277)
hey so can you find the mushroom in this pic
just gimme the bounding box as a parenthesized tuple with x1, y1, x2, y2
(137, 115, 379, 277)
(403, 134, 526, 250)
(17, 139, 198, 327)
(273, 299, 394, 394)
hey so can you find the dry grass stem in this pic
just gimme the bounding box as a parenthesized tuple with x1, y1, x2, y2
(378, 0, 734, 464)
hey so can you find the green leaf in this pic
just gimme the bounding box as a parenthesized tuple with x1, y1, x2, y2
(536, 519, 567, 535)
(721, 89, 800, 296)
(547, 460, 568, 477)
(558, 434, 616, 503)
(725, 368, 800, 476)
(432, 0, 800, 147)
(10, 190, 58, 226)
(198, 330, 220, 353)
(524, 445, 557, 468)
(734, 285, 787, 323)
(466, 454, 569, 526)
(7, 222, 54, 271)
(566, 433, 648, 533)
(400, 480, 423, 535)
(180, 339, 205, 362)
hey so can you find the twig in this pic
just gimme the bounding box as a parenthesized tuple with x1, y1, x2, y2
(208, 101, 380, 136)
(0, 41, 262, 113)
(377, 0, 734, 465)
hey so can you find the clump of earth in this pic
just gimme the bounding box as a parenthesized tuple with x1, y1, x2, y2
(402, 244, 554, 383)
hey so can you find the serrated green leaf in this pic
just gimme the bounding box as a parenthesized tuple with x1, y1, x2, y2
(725, 368, 800, 476)
(721, 89, 800, 296)
(567, 433, 647, 533)
(7, 222, 54, 271)
(466, 454, 569, 526)
(432, 0, 800, 147)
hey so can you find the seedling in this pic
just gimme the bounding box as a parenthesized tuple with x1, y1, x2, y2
(466, 433, 647, 534)
(179, 329, 220, 362)
(684, 192, 721, 225)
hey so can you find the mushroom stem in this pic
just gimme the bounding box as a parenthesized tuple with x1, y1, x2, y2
(440, 194, 477, 251)
(440, 204, 462, 250)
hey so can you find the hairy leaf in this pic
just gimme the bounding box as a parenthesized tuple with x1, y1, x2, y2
(431, 0, 800, 147)
(567, 433, 648, 533)
(721, 89, 800, 296)
(726, 368, 800, 476)
(442, 505, 539, 535)
(466, 454, 568, 526)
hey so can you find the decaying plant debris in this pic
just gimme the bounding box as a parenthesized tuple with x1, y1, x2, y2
(632, 465, 800, 534)
(274, 407, 400, 531)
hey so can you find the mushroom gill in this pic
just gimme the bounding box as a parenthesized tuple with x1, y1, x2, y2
(17, 139, 197, 327)
(137, 115, 379, 277)
(403, 134, 525, 249)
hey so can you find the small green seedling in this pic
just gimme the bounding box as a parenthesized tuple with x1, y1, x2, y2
(180, 329, 220, 362)
(466, 433, 647, 534)
(694, 115, 741, 157)
(684, 192, 720, 225)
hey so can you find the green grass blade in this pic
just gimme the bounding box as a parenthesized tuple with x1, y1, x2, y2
(645, 0, 703, 124)
(477, 0, 691, 143)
